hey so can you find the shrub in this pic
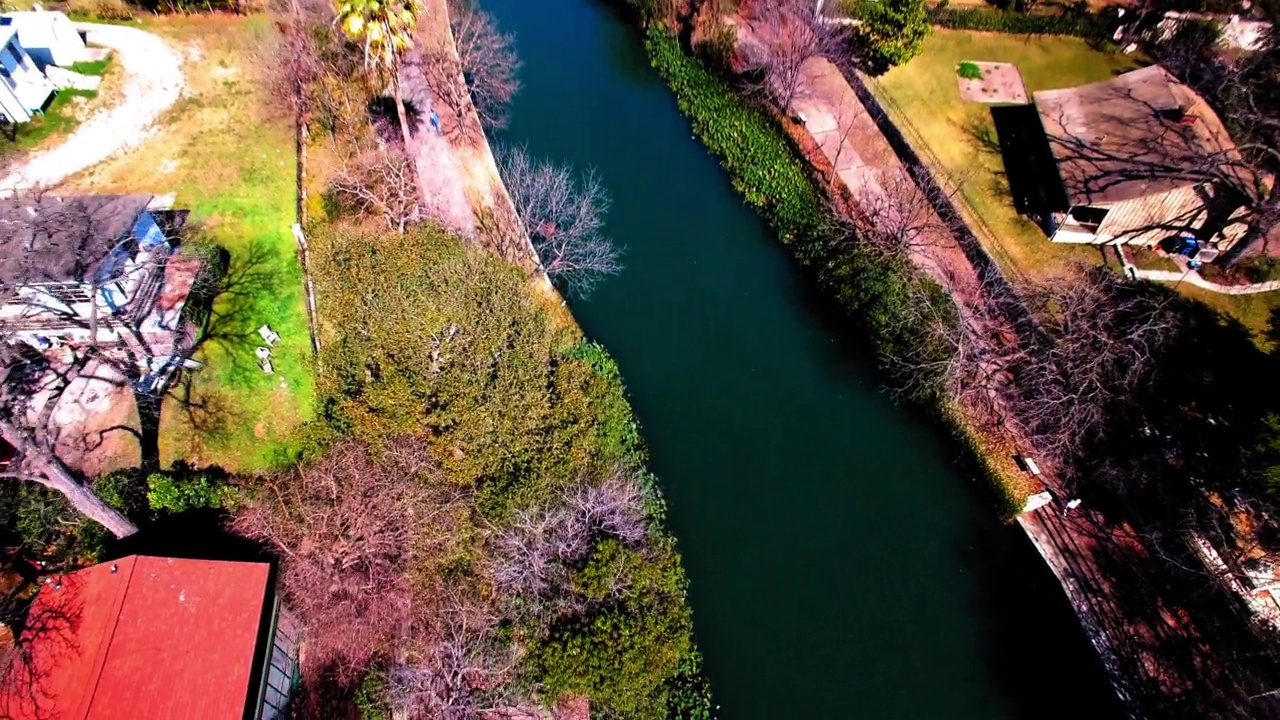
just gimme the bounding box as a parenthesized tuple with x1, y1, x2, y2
(857, 0, 931, 71)
(311, 227, 652, 517)
(926, 7, 1112, 39)
(66, 0, 135, 21)
(0, 473, 143, 565)
(129, 0, 264, 14)
(146, 471, 238, 514)
(663, 648, 715, 720)
(957, 61, 983, 80)
(532, 536, 692, 719)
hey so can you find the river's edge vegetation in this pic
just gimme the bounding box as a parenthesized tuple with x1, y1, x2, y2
(260, 224, 711, 718)
(644, 28, 1023, 516)
(229, 0, 715, 715)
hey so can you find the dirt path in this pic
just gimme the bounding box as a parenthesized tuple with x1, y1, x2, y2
(0, 22, 185, 192)
(404, 0, 544, 279)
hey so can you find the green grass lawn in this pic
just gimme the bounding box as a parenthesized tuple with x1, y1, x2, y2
(10, 89, 98, 148)
(869, 29, 1142, 280)
(1178, 287, 1280, 350)
(70, 15, 314, 473)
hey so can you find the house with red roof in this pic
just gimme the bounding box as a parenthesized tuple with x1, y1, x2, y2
(0, 555, 300, 720)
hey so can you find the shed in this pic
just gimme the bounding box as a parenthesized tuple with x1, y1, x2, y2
(0, 11, 86, 68)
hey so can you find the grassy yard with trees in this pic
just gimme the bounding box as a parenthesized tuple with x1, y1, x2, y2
(215, 0, 713, 714)
(69, 15, 314, 471)
(867, 29, 1142, 281)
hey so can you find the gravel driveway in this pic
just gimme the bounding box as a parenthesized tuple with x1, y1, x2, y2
(0, 22, 185, 192)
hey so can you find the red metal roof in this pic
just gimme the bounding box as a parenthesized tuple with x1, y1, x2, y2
(0, 555, 272, 720)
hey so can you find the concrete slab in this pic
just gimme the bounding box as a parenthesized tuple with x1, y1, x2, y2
(957, 61, 1028, 105)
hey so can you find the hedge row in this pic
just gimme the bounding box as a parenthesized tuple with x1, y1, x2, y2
(927, 7, 1113, 39)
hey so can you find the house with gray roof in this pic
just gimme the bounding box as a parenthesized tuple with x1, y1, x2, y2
(0, 194, 196, 364)
(1023, 65, 1256, 254)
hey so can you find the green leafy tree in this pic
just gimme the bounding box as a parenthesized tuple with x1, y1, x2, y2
(335, 0, 423, 144)
(858, 0, 929, 72)
(533, 537, 693, 718)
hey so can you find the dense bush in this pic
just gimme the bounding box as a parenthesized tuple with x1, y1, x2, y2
(926, 7, 1112, 39)
(533, 536, 693, 718)
(132, 0, 265, 14)
(646, 31, 826, 251)
(65, 0, 135, 21)
(856, 0, 931, 71)
(304, 223, 707, 717)
(0, 467, 227, 566)
(146, 471, 238, 514)
(0, 472, 145, 565)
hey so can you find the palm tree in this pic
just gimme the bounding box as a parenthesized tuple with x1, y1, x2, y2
(335, 0, 423, 145)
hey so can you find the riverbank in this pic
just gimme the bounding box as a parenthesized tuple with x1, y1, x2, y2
(293, 2, 718, 714)
(644, 28, 1028, 516)
(638, 15, 1242, 716)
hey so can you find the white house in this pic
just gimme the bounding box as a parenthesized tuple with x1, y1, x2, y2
(0, 11, 86, 69)
(0, 27, 54, 124)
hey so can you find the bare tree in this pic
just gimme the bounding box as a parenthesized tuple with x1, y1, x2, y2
(1002, 267, 1178, 484)
(232, 437, 436, 685)
(490, 470, 647, 622)
(745, 0, 856, 114)
(386, 580, 519, 720)
(328, 143, 423, 232)
(448, 0, 521, 130)
(0, 190, 283, 540)
(837, 169, 957, 257)
(495, 145, 622, 297)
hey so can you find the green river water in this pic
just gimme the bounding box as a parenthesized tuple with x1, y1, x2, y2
(486, 1, 1126, 716)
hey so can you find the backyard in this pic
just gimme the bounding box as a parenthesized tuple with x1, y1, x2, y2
(869, 28, 1280, 343)
(67, 14, 314, 471)
(868, 29, 1142, 280)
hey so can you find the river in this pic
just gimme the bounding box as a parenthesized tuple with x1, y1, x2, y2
(485, 1, 1124, 716)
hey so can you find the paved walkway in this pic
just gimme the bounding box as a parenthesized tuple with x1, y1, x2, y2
(1118, 247, 1280, 294)
(409, 0, 544, 279)
(0, 23, 185, 192)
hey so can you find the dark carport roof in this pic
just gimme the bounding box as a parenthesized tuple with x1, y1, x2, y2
(0, 194, 153, 289)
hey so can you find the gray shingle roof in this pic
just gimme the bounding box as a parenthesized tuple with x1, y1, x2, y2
(0, 194, 153, 289)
